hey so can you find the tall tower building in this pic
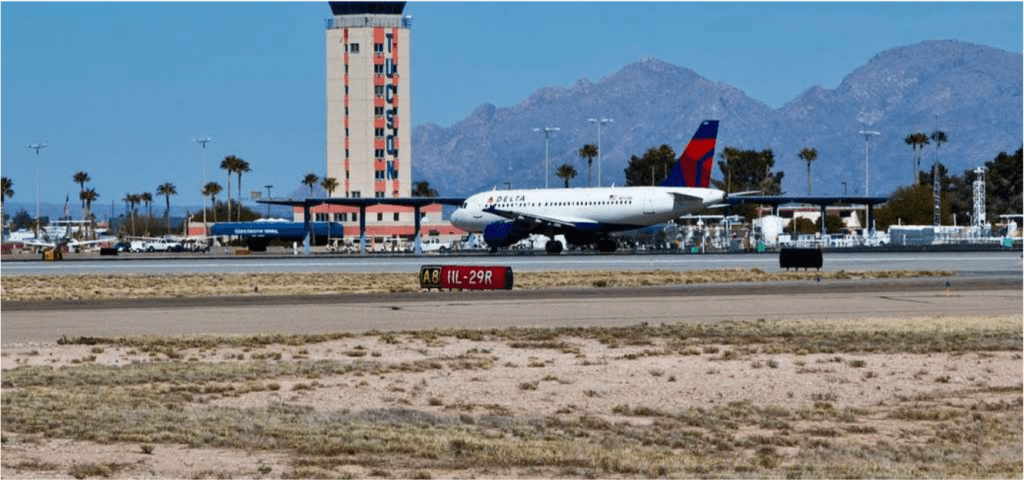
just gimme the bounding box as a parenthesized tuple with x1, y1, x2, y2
(326, 2, 411, 201)
(307, 2, 459, 250)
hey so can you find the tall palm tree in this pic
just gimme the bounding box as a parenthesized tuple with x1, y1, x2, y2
(797, 147, 818, 195)
(578, 144, 598, 187)
(904, 132, 930, 184)
(302, 173, 319, 198)
(1, 177, 14, 231)
(156, 182, 177, 232)
(555, 164, 578, 188)
(140, 192, 153, 219)
(220, 155, 241, 223)
(73, 171, 90, 209)
(79, 188, 99, 239)
(320, 177, 339, 198)
(126, 193, 141, 236)
(202, 182, 223, 223)
(234, 158, 251, 221)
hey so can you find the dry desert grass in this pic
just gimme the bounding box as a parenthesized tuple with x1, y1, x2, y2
(2, 316, 1020, 479)
(0, 268, 950, 302)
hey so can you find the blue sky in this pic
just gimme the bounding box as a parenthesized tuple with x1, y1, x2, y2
(2, 1, 1021, 213)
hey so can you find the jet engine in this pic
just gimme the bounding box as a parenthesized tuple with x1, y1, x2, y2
(483, 221, 530, 248)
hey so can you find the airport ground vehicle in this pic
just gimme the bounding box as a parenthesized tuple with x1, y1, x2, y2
(131, 237, 184, 252)
(419, 237, 451, 253)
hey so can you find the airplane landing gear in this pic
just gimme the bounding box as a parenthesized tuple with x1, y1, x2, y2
(544, 240, 563, 254)
(597, 239, 618, 253)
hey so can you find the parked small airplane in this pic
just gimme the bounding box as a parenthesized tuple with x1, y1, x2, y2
(449, 120, 725, 253)
(11, 224, 115, 258)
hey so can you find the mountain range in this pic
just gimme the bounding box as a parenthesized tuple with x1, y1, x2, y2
(411, 40, 1022, 198)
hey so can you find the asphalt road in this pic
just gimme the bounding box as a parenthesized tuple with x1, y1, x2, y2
(2, 250, 1020, 345)
(2, 277, 1020, 345)
(1, 251, 1021, 276)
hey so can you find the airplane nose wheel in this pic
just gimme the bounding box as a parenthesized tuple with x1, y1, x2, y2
(544, 240, 563, 254)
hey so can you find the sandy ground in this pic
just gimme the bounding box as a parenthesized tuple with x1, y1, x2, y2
(1, 314, 1021, 479)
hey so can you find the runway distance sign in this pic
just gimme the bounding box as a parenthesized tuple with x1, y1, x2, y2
(420, 265, 514, 291)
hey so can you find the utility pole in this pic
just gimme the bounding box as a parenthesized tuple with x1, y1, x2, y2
(588, 118, 612, 187)
(26, 143, 47, 238)
(858, 130, 879, 196)
(193, 138, 212, 233)
(533, 127, 559, 188)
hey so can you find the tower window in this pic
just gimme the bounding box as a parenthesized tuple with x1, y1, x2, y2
(374, 128, 385, 138)
(374, 106, 384, 116)
(377, 213, 383, 221)
(348, 43, 360, 53)
(374, 43, 384, 53)
(393, 213, 400, 221)
(374, 64, 384, 74)
(374, 85, 384, 96)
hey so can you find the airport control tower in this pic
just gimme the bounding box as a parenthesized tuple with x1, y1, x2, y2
(325, 1, 411, 202)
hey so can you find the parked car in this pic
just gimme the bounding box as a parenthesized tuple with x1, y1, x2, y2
(419, 237, 451, 253)
(132, 237, 184, 252)
(113, 241, 132, 252)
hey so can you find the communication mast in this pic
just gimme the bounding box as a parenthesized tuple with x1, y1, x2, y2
(972, 166, 987, 228)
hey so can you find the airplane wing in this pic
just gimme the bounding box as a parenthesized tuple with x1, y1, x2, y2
(68, 237, 117, 247)
(10, 238, 56, 248)
(482, 206, 600, 231)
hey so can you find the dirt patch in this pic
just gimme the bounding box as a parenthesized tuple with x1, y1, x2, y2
(2, 316, 1019, 479)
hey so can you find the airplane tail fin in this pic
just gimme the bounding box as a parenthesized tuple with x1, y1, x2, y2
(660, 120, 719, 188)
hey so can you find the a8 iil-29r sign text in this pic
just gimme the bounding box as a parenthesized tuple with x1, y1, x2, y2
(419, 265, 513, 290)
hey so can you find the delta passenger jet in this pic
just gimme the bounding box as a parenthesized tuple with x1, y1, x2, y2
(450, 120, 724, 253)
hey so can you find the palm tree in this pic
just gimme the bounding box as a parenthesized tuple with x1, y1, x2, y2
(555, 164, 578, 188)
(797, 147, 818, 195)
(73, 171, 90, 208)
(904, 132, 930, 184)
(220, 155, 241, 223)
(412, 181, 438, 197)
(1, 177, 14, 231)
(578, 144, 598, 187)
(79, 188, 99, 239)
(320, 177, 339, 198)
(302, 173, 319, 198)
(126, 193, 141, 236)
(157, 182, 177, 232)
(140, 192, 153, 218)
(234, 158, 250, 221)
(202, 182, 223, 223)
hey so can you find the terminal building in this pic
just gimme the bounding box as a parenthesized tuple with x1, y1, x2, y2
(296, 1, 462, 247)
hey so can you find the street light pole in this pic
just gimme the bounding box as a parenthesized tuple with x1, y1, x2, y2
(588, 118, 612, 187)
(26, 143, 47, 238)
(193, 138, 212, 233)
(533, 127, 560, 188)
(264, 185, 273, 218)
(858, 130, 879, 196)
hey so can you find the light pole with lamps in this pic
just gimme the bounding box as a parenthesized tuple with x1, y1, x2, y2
(858, 130, 879, 196)
(193, 138, 212, 232)
(26, 143, 47, 238)
(588, 118, 612, 187)
(533, 127, 559, 188)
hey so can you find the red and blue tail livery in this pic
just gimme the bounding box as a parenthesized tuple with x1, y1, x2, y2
(660, 120, 719, 189)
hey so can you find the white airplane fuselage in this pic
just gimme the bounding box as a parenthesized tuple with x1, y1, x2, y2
(450, 186, 725, 236)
